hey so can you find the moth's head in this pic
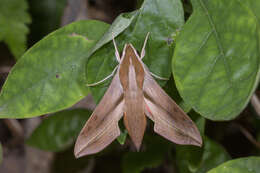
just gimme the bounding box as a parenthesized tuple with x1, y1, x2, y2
(119, 43, 145, 89)
(121, 43, 140, 61)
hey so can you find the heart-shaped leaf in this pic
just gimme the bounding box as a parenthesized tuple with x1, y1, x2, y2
(0, 20, 109, 118)
(27, 109, 91, 152)
(87, 0, 185, 102)
(207, 157, 260, 173)
(173, 0, 260, 120)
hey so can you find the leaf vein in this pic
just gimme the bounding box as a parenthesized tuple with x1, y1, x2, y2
(198, 0, 235, 91)
(181, 29, 213, 80)
(195, 54, 221, 107)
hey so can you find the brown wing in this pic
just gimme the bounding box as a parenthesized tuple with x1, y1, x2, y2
(143, 67, 202, 147)
(74, 71, 124, 158)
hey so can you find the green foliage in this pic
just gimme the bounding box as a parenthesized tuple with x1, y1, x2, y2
(3, 0, 257, 121)
(0, 0, 260, 172)
(0, 20, 109, 118)
(89, 11, 138, 56)
(172, 0, 260, 120)
(176, 136, 231, 173)
(0, 0, 31, 59)
(117, 129, 128, 145)
(163, 76, 192, 112)
(27, 109, 91, 152)
(87, 0, 184, 102)
(207, 157, 260, 173)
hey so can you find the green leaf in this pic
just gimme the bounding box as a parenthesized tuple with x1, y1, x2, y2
(0, 143, 2, 165)
(87, 0, 185, 102)
(117, 129, 128, 145)
(89, 11, 139, 56)
(0, 20, 109, 118)
(207, 157, 260, 173)
(173, 0, 260, 120)
(176, 136, 230, 173)
(0, 0, 31, 59)
(189, 111, 206, 135)
(122, 136, 171, 173)
(195, 115, 206, 135)
(27, 109, 91, 152)
(164, 76, 184, 105)
(163, 76, 192, 112)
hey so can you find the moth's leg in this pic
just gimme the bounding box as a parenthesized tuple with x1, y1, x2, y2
(87, 65, 119, 87)
(150, 72, 169, 80)
(141, 32, 150, 59)
(112, 33, 121, 62)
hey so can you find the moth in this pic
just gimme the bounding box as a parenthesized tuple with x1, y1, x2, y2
(74, 33, 202, 158)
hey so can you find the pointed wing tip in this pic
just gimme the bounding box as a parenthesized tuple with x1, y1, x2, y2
(74, 145, 92, 158)
(74, 138, 91, 158)
(74, 150, 82, 159)
(193, 140, 203, 147)
(74, 152, 82, 159)
(194, 127, 203, 147)
(74, 151, 92, 159)
(74, 137, 97, 158)
(74, 143, 84, 159)
(176, 135, 203, 147)
(192, 134, 203, 147)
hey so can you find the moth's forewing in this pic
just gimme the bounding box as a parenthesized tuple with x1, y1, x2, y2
(119, 44, 146, 150)
(143, 67, 202, 146)
(74, 72, 124, 158)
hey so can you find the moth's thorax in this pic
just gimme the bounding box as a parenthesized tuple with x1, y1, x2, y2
(119, 44, 145, 91)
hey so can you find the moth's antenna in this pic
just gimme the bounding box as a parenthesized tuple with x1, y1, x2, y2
(112, 32, 121, 62)
(150, 72, 169, 80)
(86, 65, 119, 87)
(141, 32, 150, 59)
